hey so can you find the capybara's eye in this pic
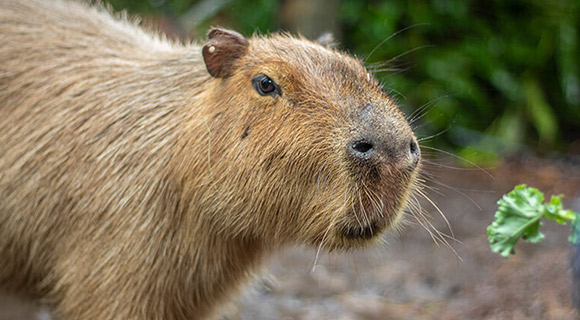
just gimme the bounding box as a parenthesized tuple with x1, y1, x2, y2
(259, 77, 274, 93)
(252, 74, 280, 97)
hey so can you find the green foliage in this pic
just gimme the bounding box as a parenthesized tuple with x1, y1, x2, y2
(487, 185, 579, 258)
(107, 0, 580, 158)
(339, 0, 580, 157)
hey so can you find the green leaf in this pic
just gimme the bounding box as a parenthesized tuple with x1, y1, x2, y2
(487, 184, 579, 258)
(487, 185, 544, 257)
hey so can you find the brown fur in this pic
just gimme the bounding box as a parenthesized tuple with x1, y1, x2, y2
(0, 0, 420, 319)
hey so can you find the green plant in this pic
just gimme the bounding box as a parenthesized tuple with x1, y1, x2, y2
(487, 184, 580, 257)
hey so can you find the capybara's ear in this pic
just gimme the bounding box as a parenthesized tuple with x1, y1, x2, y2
(316, 32, 336, 49)
(202, 28, 249, 78)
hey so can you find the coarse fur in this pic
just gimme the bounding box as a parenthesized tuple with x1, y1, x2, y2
(0, 0, 420, 319)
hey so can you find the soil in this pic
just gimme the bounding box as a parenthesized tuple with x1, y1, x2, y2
(2, 155, 580, 320)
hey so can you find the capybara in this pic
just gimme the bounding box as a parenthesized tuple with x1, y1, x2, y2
(0, 0, 420, 319)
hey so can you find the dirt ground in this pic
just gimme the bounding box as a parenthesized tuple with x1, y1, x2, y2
(1, 155, 580, 320)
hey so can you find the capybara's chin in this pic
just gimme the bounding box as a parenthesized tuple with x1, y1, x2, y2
(322, 162, 419, 250)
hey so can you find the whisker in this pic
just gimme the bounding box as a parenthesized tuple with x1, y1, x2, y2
(411, 210, 440, 246)
(410, 184, 460, 248)
(385, 86, 407, 101)
(422, 178, 496, 195)
(421, 214, 463, 261)
(408, 99, 442, 125)
(368, 64, 409, 72)
(312, 180, 341, 271)
(429, 178, 485, 211)
(371, 68, 410, 77)
(411, 199, 461, 256)
(366, 56, 405, 68)
(420, 159, 495, 173)
(364, 23, 430, 62)
(417, 127, 449, 142)
(415, 181, 446, 198)
(407, 193, 424, 220)
(415, 188, 455, 241)
(313, 213, 338, 272)
(406, 193, 441, 245)
(408, 93, 459, 125)
(351, 183, 364, 230)
(358, 187, 372, 234)
(420, 145, 495, 179)
(368, 187, 384, 218)
(367, 61, 411, 73)
(316, 160, 329, 195)
(383, 44, 434, 66)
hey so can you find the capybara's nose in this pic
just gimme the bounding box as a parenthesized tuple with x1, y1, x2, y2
(347, 104, 419, 168)
(348, 136, 419, 167)
(409, 139, 420, 165)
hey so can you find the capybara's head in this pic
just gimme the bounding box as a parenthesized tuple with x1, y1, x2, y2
(195, 28, 420, 250)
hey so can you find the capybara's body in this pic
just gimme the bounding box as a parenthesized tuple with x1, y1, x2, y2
(0, 0, 420, 319)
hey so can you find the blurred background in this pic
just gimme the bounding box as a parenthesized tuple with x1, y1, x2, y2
(107, 0, 580, 164)
(2, 0, 580, 319)
(100, 1, 579, 319)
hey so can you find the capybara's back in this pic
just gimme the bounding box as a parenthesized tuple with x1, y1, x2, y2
(0, 1, 209, 317)
(0, 1, 420, 319)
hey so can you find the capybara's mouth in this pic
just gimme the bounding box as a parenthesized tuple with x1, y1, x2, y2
(331, 168, 418, 245)
(339, 220, 384, 240)
(345, 196, 399, 237)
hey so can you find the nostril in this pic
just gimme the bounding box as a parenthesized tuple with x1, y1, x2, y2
(352, 141, 374, 154)
(409, 141, 419, 157)
(348, 139, 376, 164)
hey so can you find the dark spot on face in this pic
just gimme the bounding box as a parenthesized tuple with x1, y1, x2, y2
(262, 150, 285, 171)
(72, 89, 86, 97)
(241, 126, 250, 139)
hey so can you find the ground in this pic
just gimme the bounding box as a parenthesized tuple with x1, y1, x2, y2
(1, 156, 580, 319)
